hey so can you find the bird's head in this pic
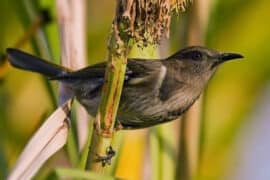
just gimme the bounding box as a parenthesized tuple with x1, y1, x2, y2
(168, 46, 243, 79)
(169, 46, 243, 70)
(166, 46, 243, 85)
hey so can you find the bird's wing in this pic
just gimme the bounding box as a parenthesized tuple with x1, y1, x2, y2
(125, 59, 164, 87)
(51, 62, 107, 80)
(53, 59, 163, 84)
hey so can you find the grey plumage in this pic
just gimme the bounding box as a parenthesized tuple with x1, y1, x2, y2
(6, 46, 243, 129)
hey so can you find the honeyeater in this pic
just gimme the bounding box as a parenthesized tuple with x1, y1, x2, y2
(6, 46, 243, 129)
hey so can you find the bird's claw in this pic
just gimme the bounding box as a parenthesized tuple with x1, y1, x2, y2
(115, 121, 124, 131)
(95, 146, 116, 167)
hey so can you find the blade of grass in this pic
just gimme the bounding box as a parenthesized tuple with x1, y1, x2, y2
(66, 108, 79, 165)
(51, 168, 118, 180)
(56, 0, 89, 166)
(7, 99, 72, 180)
(78, 117, 94, 169)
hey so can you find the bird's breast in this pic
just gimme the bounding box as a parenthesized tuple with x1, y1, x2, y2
(73, 78, 202, 129)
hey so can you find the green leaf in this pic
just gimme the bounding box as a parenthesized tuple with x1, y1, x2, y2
(50, 168, 119, 180)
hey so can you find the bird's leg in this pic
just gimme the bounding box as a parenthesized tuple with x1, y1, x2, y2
(95, 146, 116, 167)
(115, 120, 124, 131)
(93, 113, 102, 135)
(94, 120, 123, 167)
(94, 121, 123, 166)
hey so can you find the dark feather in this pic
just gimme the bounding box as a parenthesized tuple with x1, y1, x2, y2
(7, 48, 67, 78)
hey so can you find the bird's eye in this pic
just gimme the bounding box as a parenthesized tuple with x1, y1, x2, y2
(191, 51, 203, 60)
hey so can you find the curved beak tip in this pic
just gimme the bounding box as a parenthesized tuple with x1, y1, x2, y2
(220, 53, 244, 61)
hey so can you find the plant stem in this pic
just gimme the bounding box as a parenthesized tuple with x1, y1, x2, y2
(86, 42, 129, 171)
(85, 0, 135, 169)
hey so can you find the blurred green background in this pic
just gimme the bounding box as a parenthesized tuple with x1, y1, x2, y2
(0, 0, 270, 179)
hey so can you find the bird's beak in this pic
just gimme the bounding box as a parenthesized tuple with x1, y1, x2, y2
(219, 53, 244, 62)
(211, 52, 243, 68)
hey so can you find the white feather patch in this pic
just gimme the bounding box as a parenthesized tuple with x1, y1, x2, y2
(155, 65, 167, 90)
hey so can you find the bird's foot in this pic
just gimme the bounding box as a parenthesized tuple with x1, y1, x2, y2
(115, 121, 124, 131)
(95, 146, 116, 167)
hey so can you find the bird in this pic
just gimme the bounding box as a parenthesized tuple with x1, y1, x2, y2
(6, 46, 243, 130)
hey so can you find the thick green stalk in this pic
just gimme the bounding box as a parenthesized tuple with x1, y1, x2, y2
(86, 28, 129, 172)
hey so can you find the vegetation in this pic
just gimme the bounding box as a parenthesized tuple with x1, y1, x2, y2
(0, 0, 270, 179)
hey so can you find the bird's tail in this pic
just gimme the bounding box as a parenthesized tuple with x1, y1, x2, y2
(6, 48, 68, 78)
